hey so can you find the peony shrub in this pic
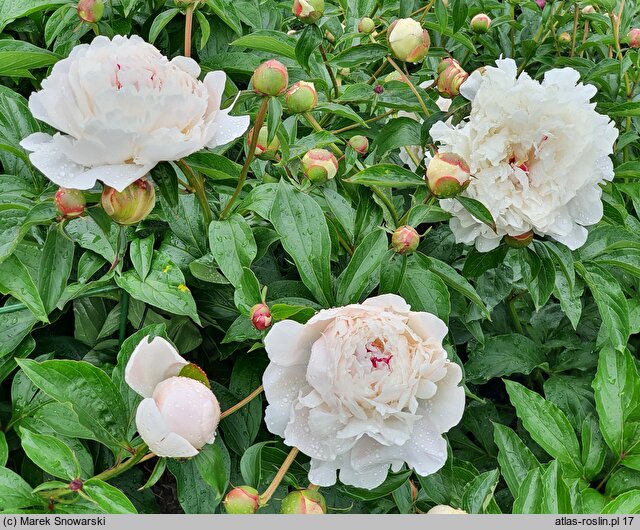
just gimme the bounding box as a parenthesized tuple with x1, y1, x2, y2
(0, 0, 637, 517)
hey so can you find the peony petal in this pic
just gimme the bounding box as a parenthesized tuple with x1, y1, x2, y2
(202, 71, 227, 113)
(263, 320, 315, 366)
(262, 363, 308, 437)
(408, 312, 448, 343)
(421, 362, 465, 433)
(308, 457, 340, 487)
(135, 398, 198, 458)
(361, 294, 412, 313)
(205, 111, 250, 148)
(124, 336, 189, 398)
(169, 56, 201, 79)
(402, 425, 448, 477)
(339, 457, 390, 489)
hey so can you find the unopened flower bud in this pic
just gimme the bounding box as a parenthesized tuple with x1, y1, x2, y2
(581, 5, 595, 14)
(339, 67, 350, 77)
(324, 30, 336, 43)
(286, 81, 318, 113)
(470, 13, 491, 33)
(253, 60, 289, 96)
(293, 0, 324, 24)
(504, 231, 534, 248)
(358, 17, 375, 33)
(250, 303, 272, 331)
(628, 28, 640, 48)
(223, 486, 260, 514)
(55, 187, 86, 218)
(384, 71, 404, 83)
(559, 32, 571, 45)
(248, 125, 280, 160)
(387, 18, 431, 63)
(426, 152, 471, 198)
(349, 135, 369, 155)
(535, 0, 546, 9)
(436, 58, 468, 98)
(77, 0, 104, 23)
(280, 490, 327, 514)
(391, 225, 420, 255)
(302, 149, 338, 183)
(68, 478, 83, 492)
(101, 177, 156, 225)
(373, 84, 384, 94)
(426, 505, 467, 515)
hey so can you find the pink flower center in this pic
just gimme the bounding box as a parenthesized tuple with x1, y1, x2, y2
(365, 339, 393, 370)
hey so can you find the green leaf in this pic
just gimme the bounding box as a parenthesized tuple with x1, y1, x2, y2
(456, 196, 496, 232)
(149, 8, 180, 44)
(0, 40, 59, 78)
(159, 192, 208, 258)
(400, 256, 450, 323)
(0, 432, 7, 467)
(231, 31, 297, 60)
(209, 214, 257, 287)
(38, 225, 74, 314)
(206, 0, 242, 35)
(19, 428, 80, 480)
(342, 470, 413, 501)
(130, 234, 154, 282)
(83, 479, 138, 514)
(0, 254, 48, 322)
(602, 490, 640, 514)
(139, 458, 167, 491)
(0, 466, 43, 510)
(493, 424, 540, 497)
(336, 229, 387, 305)
(462, 246, 508, 278)
(513, 468, 543, 514)
(0, 0, 68, 33)
(233, 267, 262, 315)
(269, 182, 333, 307)
(346, 164, 425, 188)
(240, 441, 270, 487)
(462, 469, 500, 514)
(295, 24, 322, 70)
(151, 162, 178, 208)
(581, 415, 606, 480)
(195, 10, 211, 50)
(371, 117, 422, 158)
(331, 44, 387, 68)
(541, 460, 572, 514)
(505, 380, 582, 473)
(65, 215, 118, 263)
(17, 359, 129, 453)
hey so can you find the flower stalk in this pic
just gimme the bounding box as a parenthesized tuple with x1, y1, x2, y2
(259, 447, 299, 506)
(220, 385, 264, 419)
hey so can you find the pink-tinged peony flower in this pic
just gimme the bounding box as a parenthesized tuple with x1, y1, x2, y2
(125, 336, 221, 458)
(262, 294, 464, 490)
(430, 58, 618, 251)
(20, 35, 249, 192)
(427, 505, 467, 514)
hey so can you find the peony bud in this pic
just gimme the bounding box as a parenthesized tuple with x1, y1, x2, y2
(223, 486, 260, 514)
(628, 28, 640, 48)
(387, 18, 431, 63)
(426, 505, 467, 515)
(384, 71, 404, 83)
(581, 5, 595, 14)
(373, 84, 384, 94)
(301, 149, 339, 183)
(558, 32, 571, 45)
(101, 177, 156, 225)
(426, 152, 471, 198)
(391, 225, 420, 255)
(470, 13, 491, 33)
(280, 490, 327, 514)
(358, 17, 376, 34)
(436, 58, 468, 98)
(248, 125, 280, 160)
(349, 135, 369, 155)
(55, 187, 86, 218)
(286, 81, 318, 113)
(293, 0, 324, 24)
(504, 231, 534, 249)
(250, 303, 272, 331)
(68, 479, 83, 492)
(77, 0, 104, 23)
(535, 0, 546, 9)
(253, 60, 289, 96)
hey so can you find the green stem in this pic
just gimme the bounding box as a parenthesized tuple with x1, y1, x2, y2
(259, 447, 299, 506)
(94, 445, 152, 483)
(372, 186, 400, 227)
(570, 3, 579, 57)
(177, 159, 212, 226)
(0, 285, 120, 315)
(304, 112, 344, 157)
(220, 385, 264, 419)
(319, 44, 339, 100)
(118, 290, 130, 347)
(507, 296, 524, 335)
(386, 56, 430, 118)
(219, 97, 270, 220)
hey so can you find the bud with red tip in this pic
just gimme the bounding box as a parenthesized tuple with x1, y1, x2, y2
(628, 28, 640, 48)
(101, 177, 156, 225)
(77, 0, 104, 23)
(55, 187, 86, 218)
(301, 149, 339, 183)
(581, 5, 595, 14)
(426, 152, 471, 198)
(391, 225, 420, 255)
(68, 479, 83, 492)
(223, 486, 260, 514)
(358, 17, 375, 34)
(558, 32, 571, 45)
(253, 60, 289, 96)
(535, 0, 546, 9)
(436, 58, 468, 98)
(504, 231, 534, 249)
(349, 136, 369, 155)
(280, 490, 327, 514)
(248, 125, 280, 160)
(470, 13, 491, 33)
(387, 18, 431, 63)
(293, 0, 325, 24)
(250, 303, 272, 331)
(286, 81, 318, 114)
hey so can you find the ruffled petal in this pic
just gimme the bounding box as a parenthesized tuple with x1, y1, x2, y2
(262, 363, 308, 437)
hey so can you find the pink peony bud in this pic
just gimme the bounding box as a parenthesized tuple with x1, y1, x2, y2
(223, 486, 260, 514)
(293, 0, 325, 24)
(581, 5, 595, 14)
(470, 13, 491, 33)
(391, 225, 420, 255)
(77, 0, 104, 23)
(250, 303, 272, 331)
(101, 177, 156, 225)
(358, 17, 376, 34)
(253, 60, 289, 96)
(286, 81, 318, 114)
(628, 28, 640, 48)
(426, 152, 471, 198)
(426, 505, 467, 514)
(436, 58, 468, 98)
(504, 231, 534, 248)
(301, 149, 339, 183)
(349, 135, 369, 155)
(280, 490, 327, 514)
(387, 18, 431, 63)
(373, 84, 384, 94)
(55, 187, 86, 218)
(68, 479, 83, 492)
(535, 0, 546, 9)
(558, 32, 571, 45)
(248, 125, 280, 160)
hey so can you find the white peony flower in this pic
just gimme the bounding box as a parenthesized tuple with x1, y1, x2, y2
(430, 58, 618, 251)
(125, 335, 221, 458)
(426, 504, 467, 514)
(20, 35, 249, 192)
(262, 294, 464, 490)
